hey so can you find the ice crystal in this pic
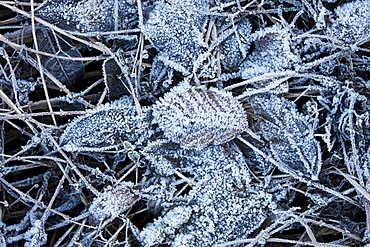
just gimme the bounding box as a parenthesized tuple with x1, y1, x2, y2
(250, 94, 322, 180)
(37, 0, 137, 32)
(143, 139, 251, 183)
(60, 96, 152, 152)
(219, 18, 252, 71)
(325, 89, 370, 183)
(152, 83, 248, 149)
(88, 182, 139, 225)
(141, 1, 208, 75)
(326, 0, 370, 43)
(24, 220, 47, 247)
(142, 176, 178, 216)
(241, 24, 299, 79)
(140, 142, 275, 246)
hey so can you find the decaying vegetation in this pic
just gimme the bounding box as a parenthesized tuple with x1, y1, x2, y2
(0, 0, 370, 246)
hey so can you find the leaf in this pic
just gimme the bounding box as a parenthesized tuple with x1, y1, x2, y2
(88, 182, 139, 225)
(152, 83, 248, 149)
(36, 29, 84, 88)
(250, 93, 322, 180)
(37, 0, 137, 32)
(140, 142, 275, 246)
(240, 24, 299, 80)
(326, 0, 370, 43)
(143, 139, 251, 188)
(219, 18, 252, 71)
(141, 1, 208, 75)
(60, 96, 153, 152)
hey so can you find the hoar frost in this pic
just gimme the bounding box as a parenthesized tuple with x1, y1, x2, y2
(60, 96, 152, 152)
(140, 1, 208, 75)
(37, 0, 137, 32)
(88, 182, 139, 225)
(241, 24, 299, 79)
(250, 94, 322, 180)
(141, 141, 275, 246)
(326, 0, 370, 43)
(152, 83, 248, 149)
(219, 18, 252, 72)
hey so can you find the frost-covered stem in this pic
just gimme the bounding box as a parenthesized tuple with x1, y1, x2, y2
(355, 34, 370, 47)
(0, 89, 37, 134)
(1, 47, 20, 108)
(41, 172, 67, 223)
(66, 218, 88, 247)
(51, 224, 76, 247)
(0, 110, 87, 120)
(31, 0, 55, 126)
(136, 0, 144, 28)
(0, 35, 106, 61)
(113, 0, 119, 31)
(220, 238, 347, 247)
(45, 212, 91, 231)
(364, 201, 370, 244)
(224, 71, 295, 91)
(236, 75, 292, 99)
(132, 34, 145, 96)
(299, 50, 346, 71)
(293, 33, 343, 44)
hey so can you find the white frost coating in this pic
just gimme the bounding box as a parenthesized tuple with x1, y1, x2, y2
(250, 94, 322, 180)
(88, 182, 139, 225)
(152, 83, 248, 149)
(140, 1, 208, 75)
(326, 0, 370, 43)
(60, 96, 152, 152)
(139, 206, 193, 247)
(24, 220, 47, 247)
(241, 24, 299, 80)
(37, 0, 137, 32)
(219, 18, 252, 71)
(140, 141, 275, 247)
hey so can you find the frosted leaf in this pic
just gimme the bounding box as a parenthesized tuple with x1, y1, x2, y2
(88, 182, 139, 225)
(141, 1, 208, 75)
(37, 0, 137, 32)
(60, 96, 153, 152)
(140, 141, 273, 247)
(219, 18, 252, 71)
(139, 206, 193, 247)
(142, 176, 178, 216)
(241, 24, 299, 79)
(152, 83, 248, 149)
(139, 172, 274, 246)
(24, 220, 47, 247)
(326, 0, 370, 43)
(250, 94, 322, 180)
(143, 140, 251, 188)
(328, 89, 370, 182)
(36, 29, 84, 88)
